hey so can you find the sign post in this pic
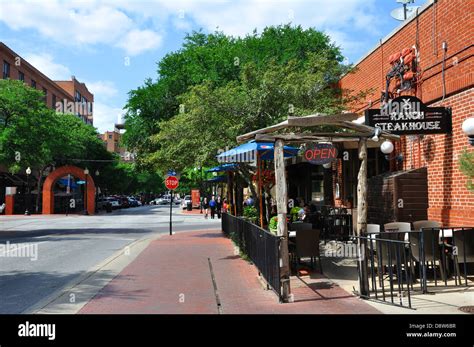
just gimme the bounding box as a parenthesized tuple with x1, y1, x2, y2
(165, 175, 179, 235)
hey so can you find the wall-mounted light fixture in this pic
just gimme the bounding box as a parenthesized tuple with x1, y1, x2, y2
(380, 140, 403, 163)
(462, 117, 474, 146)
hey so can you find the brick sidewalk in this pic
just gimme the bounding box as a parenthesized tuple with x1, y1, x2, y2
(80, 229, 380, 314)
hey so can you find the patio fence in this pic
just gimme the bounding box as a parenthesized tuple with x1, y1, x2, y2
(354, 227, 474, 309)
(222, 213, 282, 300)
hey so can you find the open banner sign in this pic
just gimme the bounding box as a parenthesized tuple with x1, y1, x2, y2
(304, 143, 338, 165)
(365, 96, 452, 135)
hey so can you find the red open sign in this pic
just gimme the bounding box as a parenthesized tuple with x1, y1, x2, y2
(304, 144, 338, 165)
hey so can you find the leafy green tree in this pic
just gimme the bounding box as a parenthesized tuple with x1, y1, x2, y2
(459, 149, 474, 192)
(123, 24, 348, 171)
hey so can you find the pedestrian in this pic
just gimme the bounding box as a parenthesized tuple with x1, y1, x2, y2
(203, 197, 209, 219)
(216, 196, 222, 219)
(222, 199, 228, 213)
(209, 195, 217, 219)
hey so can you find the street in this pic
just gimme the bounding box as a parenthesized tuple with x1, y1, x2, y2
(0, 206, 220, 314)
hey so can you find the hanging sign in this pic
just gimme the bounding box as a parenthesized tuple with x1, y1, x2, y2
(304, 143, 338, 165)
(365, 96, 452, 135)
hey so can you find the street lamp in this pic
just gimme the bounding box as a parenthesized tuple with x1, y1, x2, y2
(83, 167, 89, 215)
(462, 117, 474, 146)
(25, 167, 31, 216)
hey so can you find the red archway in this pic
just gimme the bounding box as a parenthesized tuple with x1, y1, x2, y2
(42, 165, 96, 215)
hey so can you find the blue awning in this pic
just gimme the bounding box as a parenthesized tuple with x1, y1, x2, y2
(206, 163, 238, 173)
(206, 175, 227, 183)
(216, 140, 299, 163)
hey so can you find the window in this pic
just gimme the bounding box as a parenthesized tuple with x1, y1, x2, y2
(31, 79, 36, 88)
(3, 61, 10, 79)
(75, 91, 81, 102)
(42, 87, 48, 103)
(52, 94, 57, 110)
(108, 134, 113, 139)
(18, 71, 25, 82)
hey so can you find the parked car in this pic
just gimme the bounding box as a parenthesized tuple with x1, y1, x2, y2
(128, 197, 139, 207)
(105, 197, 120, 209)
(181, 195, 192, 209)
(96, 197, 110, 210)
(155, 196, 171, 205)
(118, 196, 130, 208)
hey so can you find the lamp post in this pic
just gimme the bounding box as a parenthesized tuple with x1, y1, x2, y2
(25, 167, 31, 216)
(83, 167, 89, 215)
(462, 118, 474, 146)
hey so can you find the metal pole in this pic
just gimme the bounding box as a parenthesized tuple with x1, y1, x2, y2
(200, 167, 203, 214)
(84, 173, 89, 215)
(170, 190, 173, 235)
(25, 173, 31, 215)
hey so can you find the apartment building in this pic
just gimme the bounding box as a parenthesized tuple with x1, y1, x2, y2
(0, 42, 93, 125)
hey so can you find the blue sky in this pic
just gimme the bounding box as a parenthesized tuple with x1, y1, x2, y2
(0, 0, 429, 133)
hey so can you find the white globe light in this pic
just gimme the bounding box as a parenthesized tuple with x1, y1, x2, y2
(26, 167, 32, 175)
(462, 117, 474, 136)
(84, 168, 89, 175)
(380, 140, 394, 155)
(323, 162, 332, 169)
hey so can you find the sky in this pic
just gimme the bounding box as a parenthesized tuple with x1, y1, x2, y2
(0, 0, 429, 133)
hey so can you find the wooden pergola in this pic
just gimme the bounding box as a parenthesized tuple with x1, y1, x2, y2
(236, 112, 400, 302)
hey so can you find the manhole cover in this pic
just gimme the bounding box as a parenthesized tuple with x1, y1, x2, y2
(459, 306, 474, 313)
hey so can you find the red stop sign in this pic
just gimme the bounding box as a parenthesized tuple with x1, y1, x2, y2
(165, 176, 179, 190)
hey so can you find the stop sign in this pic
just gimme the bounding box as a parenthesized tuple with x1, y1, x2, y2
(165, 176, 179, 190)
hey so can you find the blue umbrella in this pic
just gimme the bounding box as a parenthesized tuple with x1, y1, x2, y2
(216, 140, 299, 163)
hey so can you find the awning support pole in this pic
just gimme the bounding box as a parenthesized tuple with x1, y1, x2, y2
(357, 138, 370, 297)
(274, 139, 291, 302)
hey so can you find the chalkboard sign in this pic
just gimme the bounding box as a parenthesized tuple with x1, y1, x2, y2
(365, 96, 452, 135)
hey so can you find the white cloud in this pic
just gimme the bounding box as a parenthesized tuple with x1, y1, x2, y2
(92, 102, 125, 133)
(0, 0, 379, 56)
(115, 29, 163, 56)
(24, 53, 72, 80)
(0, 0, 162, 55)
(84, 80, 119, 99)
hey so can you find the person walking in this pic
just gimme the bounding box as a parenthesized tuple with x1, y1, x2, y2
(209, 195, 217, 219)
(202, 197, 209, 219)
(216, 196, 223, 219)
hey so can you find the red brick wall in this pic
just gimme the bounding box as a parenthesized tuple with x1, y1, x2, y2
(340, 0, 474, 226)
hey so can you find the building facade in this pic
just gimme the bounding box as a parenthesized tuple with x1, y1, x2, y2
(1, 42, 93, 125)
(338, 0, 473, 225)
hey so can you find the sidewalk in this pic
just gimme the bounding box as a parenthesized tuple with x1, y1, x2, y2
(80, 229, 380, 314)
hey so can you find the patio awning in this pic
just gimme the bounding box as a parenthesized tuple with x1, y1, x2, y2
(206, 163, 238, 173)
(206, 175, 227, 183)
(216, 140, 299, 163)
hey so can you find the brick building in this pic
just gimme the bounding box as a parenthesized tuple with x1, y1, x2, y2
(338, 0, 473, 226)
(101, 124, 135, 162)
(1, 42, 94, 210)
(1, 42, 93, 124)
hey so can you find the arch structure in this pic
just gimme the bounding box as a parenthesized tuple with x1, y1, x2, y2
(42, 165, 96, 215)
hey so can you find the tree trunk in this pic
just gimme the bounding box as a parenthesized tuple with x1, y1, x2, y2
(274, 139, 290, 303)
(35, 166, 47, 213)
(357, 139, 370, 297)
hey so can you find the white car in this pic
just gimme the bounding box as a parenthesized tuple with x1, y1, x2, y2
(155, 196, 171, 205)
(181, 195, 192, 209)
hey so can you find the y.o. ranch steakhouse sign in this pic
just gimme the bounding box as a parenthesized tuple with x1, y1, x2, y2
(365, 96, 452, 135)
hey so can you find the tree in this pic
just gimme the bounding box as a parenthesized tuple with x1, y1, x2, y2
(123, 24, 348, 172)
(459, 149, 474, 192)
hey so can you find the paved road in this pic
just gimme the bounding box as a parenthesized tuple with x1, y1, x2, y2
(0, 205, 220, 313)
